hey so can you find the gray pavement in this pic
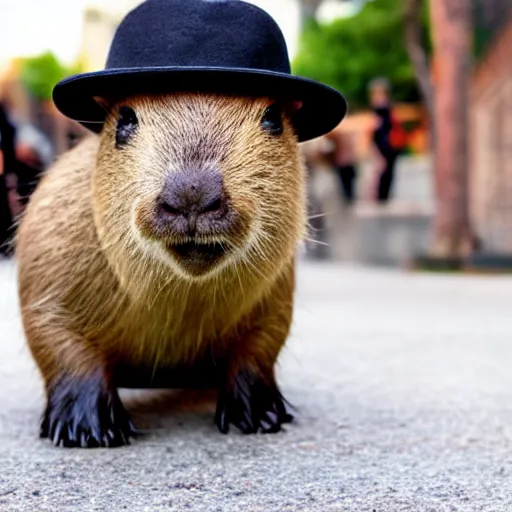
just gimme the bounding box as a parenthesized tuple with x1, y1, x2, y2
(1, 258, 512, 511)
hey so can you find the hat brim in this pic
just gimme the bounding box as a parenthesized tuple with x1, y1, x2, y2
(53, 67, 347, 142)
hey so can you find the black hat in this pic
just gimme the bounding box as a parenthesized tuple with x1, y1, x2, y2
(53, 0, 347, 142)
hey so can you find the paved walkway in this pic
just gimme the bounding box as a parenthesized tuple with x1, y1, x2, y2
(1, 258, 512, 511)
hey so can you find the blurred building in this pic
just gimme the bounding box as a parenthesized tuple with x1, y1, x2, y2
(470, 0, 512, 253)
(81, 1, 140, 71)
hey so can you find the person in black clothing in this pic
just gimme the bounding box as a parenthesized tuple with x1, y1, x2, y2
(369, 78, 399, 203)
(325, 128, 358, 205)
(0, 172, 13, 256)
(0, 102, 16, 256)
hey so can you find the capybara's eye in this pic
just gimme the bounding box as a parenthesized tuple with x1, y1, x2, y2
(116, 106, 139, 148)
(261, 103, 283, 137)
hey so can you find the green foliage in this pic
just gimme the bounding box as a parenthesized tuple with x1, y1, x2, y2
(19, 51, 84, 102)
(293, 0, 431, 110)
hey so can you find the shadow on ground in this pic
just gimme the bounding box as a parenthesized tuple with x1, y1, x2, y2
(123, 389, 218, 432)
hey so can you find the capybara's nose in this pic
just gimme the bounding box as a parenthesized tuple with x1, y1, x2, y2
(158, 168, 225, 231)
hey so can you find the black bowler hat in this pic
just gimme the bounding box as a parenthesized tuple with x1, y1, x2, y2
(53, 0, 347, 142)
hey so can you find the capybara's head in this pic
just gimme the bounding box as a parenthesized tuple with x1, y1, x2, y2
(93, 93, 306, 281)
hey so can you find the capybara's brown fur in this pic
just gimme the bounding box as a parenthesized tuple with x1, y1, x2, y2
(16, 93, 307, 447)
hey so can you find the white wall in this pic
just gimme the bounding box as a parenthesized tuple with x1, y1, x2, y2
(0, 0, 87, 69)
(248, 0, 301, 59)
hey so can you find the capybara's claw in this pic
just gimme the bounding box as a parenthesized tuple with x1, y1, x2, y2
(215, 369, 293, 435)
(41, 371, 137, 448)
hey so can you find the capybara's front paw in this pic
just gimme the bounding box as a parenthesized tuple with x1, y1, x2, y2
(40, 371, 137, 448)
(215, 369, 293, 434)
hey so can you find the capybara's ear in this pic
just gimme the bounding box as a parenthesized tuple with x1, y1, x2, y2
(284, 100, 304, 138)
(93, 96, 112, 113)
(288, 100, 304, 114)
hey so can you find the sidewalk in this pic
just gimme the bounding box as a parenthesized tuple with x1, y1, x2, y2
(1, 258, 512, 511)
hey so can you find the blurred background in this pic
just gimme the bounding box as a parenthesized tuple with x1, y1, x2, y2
(0, 0, 510, 270)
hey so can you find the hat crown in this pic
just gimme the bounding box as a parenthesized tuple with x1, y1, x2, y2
(106, 0, 291, 74)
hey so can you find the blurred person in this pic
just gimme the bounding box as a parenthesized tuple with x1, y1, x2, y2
(0, 102, 53, 256)
(14, 123, 53, 206)
(0, 102, 16, 256)
(368, 77, 406, 203)
(325, 127, 358, 205)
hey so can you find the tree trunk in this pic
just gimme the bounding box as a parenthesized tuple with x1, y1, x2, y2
(404, 0, 435, 150)
(428, 0, 477, 258)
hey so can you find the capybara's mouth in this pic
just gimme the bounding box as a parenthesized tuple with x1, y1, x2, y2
(166, 240, 228, 264)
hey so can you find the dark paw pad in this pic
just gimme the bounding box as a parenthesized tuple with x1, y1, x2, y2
(215, 370, 293, 434)
(41, 372, 137, 448)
